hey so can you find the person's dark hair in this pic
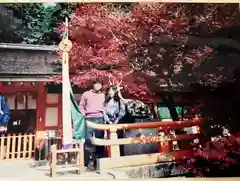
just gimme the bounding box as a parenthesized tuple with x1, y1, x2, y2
(104, 85, 120, 105)
(92, 78, 103, 86)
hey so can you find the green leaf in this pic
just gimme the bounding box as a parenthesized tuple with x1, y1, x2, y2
(1, 3, 76, 44)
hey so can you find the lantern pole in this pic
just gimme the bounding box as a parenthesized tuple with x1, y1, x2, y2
(59, 17, 73, 147)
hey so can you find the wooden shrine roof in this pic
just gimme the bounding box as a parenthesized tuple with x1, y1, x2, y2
(0, 43, 61, 76)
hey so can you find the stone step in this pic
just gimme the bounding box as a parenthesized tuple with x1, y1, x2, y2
(113, 161, 184, 178)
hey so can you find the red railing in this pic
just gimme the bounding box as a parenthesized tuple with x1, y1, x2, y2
(87, 118, 202, 172)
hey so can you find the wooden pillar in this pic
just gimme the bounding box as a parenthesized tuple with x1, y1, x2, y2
(36, 82, 46, 140)
(158, 140, 173, 153)
(50, 144, 57, 178)
(109, 128, 120, 159)
(77, 142, 85, 173)
(157, 130, 173, 153)
(153, 103, 159, 120)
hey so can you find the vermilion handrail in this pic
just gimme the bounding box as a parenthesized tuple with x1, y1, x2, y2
(86, 118, 202, 170)
(86, 118, 201, 131)
(90, 133, 199, 146)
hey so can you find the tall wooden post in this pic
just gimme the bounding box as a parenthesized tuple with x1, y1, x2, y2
(59, 18, 73, 146)
(35, 82, 46, 140)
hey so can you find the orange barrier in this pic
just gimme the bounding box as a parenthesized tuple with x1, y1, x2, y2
(86, 118, 202, 172)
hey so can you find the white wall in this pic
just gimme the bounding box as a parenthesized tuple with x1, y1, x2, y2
(5, 94, 37, 110)
(44, 93, 82, 128)
(45, 94, 59, 127)
(45, 107, 58, 127)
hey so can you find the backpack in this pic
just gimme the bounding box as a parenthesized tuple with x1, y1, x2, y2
(119, 100, 152, 124)
(125, 99, 152, 118)
(1, 96, 9, 114)
(0, 95, 4, 114)
(0, 96, 10, 125)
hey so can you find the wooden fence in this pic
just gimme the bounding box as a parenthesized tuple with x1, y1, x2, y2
(87, 118, 202, 173)
(0, 133, 35, 161)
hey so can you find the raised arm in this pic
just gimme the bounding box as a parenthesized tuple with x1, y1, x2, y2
(117, 87, 130, 105)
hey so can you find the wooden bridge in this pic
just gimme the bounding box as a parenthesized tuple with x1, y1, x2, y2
(88, 118, 201, 172)
(50, 118, 202, 177)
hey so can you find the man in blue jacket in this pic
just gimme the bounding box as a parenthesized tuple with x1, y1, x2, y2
(0, 95, 10, 132)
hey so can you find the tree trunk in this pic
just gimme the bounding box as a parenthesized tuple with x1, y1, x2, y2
(161, 92, 179, 121)
(161, 92, 189, 149)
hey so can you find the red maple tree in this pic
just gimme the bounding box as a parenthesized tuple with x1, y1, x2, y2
(55, 4, 240, 176)
(56, 3, 154, 101)
(56, 3, 240, 103)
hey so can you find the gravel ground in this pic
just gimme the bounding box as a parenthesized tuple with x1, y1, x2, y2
(0, 160, 115, 179)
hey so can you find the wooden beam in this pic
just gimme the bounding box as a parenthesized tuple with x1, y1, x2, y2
(90, 134, 199, 146)
(0, 77, 54, 82)
(0, 85, 39, 94)
(87, 118, 201, 131)
(0, 43, 58, 51)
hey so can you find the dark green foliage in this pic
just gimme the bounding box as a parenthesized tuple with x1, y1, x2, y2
(26, 3, 75, 44)
(0, 4, 29, 43)
(0, 3, 75, 44)
(0, 3, 133, 44)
